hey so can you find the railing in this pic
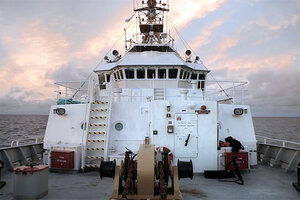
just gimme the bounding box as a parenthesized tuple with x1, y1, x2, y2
(126, 33, 175, 50)
(97, 79, 247, 104)
(256, 135, 300, 150)
(55, 81, 88, 103)
(54, 78, 248, 106)
(203, 80, 247, 104)
(10, 136, 44, 147)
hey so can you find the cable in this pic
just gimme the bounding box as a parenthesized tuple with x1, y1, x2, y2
(170, 19, 230, 98)
(72, 24, 130, 98)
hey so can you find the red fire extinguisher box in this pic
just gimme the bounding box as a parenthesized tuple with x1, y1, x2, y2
(225, 151, 248, 170)
(51, 150, 74, 169)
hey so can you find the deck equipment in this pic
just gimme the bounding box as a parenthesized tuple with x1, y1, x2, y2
(100, 140, 193, 200)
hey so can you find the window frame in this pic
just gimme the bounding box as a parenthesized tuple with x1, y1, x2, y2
(158, 68, 167, 79)
(147, 68, 156, 79)
(136, 68, 146, 79)
(168, 68, 178, 79)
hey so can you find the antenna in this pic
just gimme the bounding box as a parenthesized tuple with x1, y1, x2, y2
(132, 0, 170, 44)
(124, 28, 127, 51)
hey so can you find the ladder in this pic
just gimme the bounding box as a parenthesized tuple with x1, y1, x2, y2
(84, 100, 110, 168)
(154, 88, 165, 100)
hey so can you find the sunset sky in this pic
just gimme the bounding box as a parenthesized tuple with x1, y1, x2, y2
(0, 0, 299, 116)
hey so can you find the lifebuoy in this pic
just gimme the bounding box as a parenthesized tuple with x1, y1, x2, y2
(155, 146, 174, 163)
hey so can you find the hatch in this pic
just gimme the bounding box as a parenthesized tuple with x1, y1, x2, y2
(174, 113, 198, 157)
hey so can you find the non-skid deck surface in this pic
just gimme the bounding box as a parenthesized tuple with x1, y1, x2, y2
(0, 165, 299, 200)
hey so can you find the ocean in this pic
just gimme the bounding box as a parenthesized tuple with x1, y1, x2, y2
(0, 115, 299, 148)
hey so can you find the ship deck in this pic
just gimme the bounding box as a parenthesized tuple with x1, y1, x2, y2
(1, 165, 299, 200)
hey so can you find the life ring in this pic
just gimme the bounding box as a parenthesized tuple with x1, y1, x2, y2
(155, 146, 174, 163)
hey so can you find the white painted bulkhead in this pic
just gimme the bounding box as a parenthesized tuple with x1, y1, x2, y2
(43, 104, 87, 170)
(107, 95, 218, 173)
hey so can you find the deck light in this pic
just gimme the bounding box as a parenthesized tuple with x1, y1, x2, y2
(185, 50, 191, 56)
(55, 108, 66, 115)
(112, 50, 119, 56)
(233, 108, 243, 116)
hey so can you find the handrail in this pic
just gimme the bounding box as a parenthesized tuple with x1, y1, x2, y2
(256, 135, 300, 149)
(10, 136, 44, 147)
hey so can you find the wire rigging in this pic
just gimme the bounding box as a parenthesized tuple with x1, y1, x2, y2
(72, 21, 133, 98)
(169, 19, 229, 98)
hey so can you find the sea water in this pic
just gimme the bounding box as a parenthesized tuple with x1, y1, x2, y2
(0, 115, 299, 148)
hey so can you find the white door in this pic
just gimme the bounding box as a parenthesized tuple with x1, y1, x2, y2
(174, 114, 198, 157)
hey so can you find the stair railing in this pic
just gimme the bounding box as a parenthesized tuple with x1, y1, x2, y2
(103, 76, 114, 160)
(81, 75, 96, 169)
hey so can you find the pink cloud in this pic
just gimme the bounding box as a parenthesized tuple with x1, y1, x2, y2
(0, 21, 70, 100)
(256, 15, 300, 31)
(170, 0, 225, 29)
(189, 19, 224, 50)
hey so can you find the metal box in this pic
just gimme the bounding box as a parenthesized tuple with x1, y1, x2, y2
(51, 150, 74, 169)
(225, 152, 248, 170)
(14, 165, 48, 199)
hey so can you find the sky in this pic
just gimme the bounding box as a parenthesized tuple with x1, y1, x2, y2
(0, 0, 299, 116)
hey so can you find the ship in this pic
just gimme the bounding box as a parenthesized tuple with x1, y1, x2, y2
(0, 1, 300, 199)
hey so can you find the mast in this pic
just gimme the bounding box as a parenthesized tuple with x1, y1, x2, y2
(133, 0, 170, 44)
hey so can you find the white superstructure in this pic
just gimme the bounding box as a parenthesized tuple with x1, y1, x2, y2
(43, 0, 257, 173)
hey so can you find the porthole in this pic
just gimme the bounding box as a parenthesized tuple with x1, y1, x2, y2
(115, 123, 123, 131)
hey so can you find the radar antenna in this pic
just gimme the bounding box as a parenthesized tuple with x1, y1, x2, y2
(133, 0, 170, 44)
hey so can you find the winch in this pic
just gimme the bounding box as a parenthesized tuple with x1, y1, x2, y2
(100, 140, 193, 200)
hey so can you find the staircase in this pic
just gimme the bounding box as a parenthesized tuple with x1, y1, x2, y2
(154, 88, 165, 100)
(84, 101, 110, 168)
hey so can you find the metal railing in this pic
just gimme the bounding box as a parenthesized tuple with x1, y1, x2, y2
(10, 136, 44, 147)
(256, 135, 300, 150)
(55, 81, 88, 103)
(54, 78, 248, 106)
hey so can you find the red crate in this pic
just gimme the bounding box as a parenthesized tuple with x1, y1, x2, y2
(51, 150, 74, 169)
(225, 152, 248, 170)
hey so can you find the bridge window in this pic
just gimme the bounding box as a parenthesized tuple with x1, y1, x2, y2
(191, 73, 197, 80)
(106, 74, 110, 82)
(99, 73, 105, 89)
(183, 71, 187, 79)
(179, 69, 184, 79)
(137, 69, 145, 79)
(116, 71, 121, 79)
(199, 74, 205, 80)
(186, 72, 190, 79)
(168, 69, 178, 79)
(158, 69, 166, 79)
(119, 70, 124, 79)
(147, 69, 156, 79)
(125, 69, 134, 79)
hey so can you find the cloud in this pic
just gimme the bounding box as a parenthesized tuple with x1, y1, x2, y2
(77, 4, 132, 60)
(245, 65, 300, 117)
(0, 21, 69, 100)
(0, 2, 131, 105)
(256, 15, 300, 31)
(0, 87, 54, 115)
(170, 0, 225, 29)
(189, 19, 224, 51)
